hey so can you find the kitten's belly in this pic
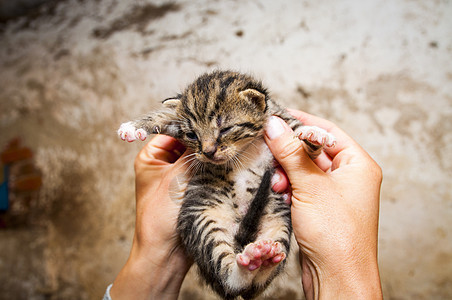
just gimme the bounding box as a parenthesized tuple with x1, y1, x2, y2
(231, 137, 274, 218)
(171, 137, 274, 236)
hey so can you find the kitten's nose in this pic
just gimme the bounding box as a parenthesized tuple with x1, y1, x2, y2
(202, 145, 217, 159)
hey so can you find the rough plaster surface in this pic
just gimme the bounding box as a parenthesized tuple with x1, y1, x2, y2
(0, 0, 451, 299)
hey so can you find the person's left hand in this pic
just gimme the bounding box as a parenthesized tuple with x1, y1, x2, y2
(111, 135, 192, 300)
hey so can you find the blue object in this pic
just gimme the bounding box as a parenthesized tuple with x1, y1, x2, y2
(0, 165, 9, 212)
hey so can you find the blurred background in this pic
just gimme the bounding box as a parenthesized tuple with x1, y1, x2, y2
(0, 0, 451, 299)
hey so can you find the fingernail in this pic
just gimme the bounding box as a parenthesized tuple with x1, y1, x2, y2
(266, 116, 286, 140)
(282, 193, 291, 205)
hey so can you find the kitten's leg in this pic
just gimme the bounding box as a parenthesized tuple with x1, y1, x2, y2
(244, 193, 291, 290)
(229, 168, 291, 297)
(178, 173, 284, 297)
(178, 198, 258, 297)
(117, 110, 180, 142)
(296, 125, 336, 159)
(117, 121, 148, 142)
(273, 110, 336, 159)
(236, 239, 286, 271)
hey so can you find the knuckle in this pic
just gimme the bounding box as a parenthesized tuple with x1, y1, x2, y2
(276, 138, 304, 162)
(364, 159, 383, 183)
(133, 158, 141, 174)
(373, 163, 383, 183)
(134, 151, 147, 173)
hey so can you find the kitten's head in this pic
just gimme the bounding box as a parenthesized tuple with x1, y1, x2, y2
(164, 71, 269, 165)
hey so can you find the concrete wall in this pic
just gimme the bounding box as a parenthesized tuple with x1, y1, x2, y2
(0, 0, 450, 299)
(0, 0, 58, 21)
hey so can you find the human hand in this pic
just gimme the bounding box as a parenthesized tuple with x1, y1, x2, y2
(265, 110, 383, 300)
(110, 135, 192, 300)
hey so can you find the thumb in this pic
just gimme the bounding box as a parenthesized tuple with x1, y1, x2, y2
(264, 116, 320, 179)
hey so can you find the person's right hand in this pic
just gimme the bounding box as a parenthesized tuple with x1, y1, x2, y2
(265, 110, 383, 300)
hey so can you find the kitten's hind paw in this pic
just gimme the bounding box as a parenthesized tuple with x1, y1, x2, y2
(118, 122, 148, 142)
(236, 240, 286, 271)
(298, 126, 336, 147)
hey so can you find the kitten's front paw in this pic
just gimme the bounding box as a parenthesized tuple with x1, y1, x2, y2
(236, 240, 286, 271)
(117, 122, 148, 142)
(298, 126, 336, 147)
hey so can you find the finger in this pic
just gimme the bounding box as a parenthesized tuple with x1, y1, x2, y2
(137, 135, 186, 166)
(287, 109, 359, 158)
(271, 132, 333, 172)
(288, 109, 377, 173)
(312, 151, 333, 173)
(283, 191, 292, 205)
(287, 109, 336, 131)
(271, 167, 290, 193)
(265, 116, 321, 179)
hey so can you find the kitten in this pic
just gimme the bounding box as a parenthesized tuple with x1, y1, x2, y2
(118, 71, 335, 299)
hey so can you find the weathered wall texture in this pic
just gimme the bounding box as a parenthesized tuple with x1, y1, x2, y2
(0, 0, 450, 299)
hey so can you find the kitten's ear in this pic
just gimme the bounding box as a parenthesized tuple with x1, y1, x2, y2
(239, 89, 266, 111)
(162, 97, 181, 109)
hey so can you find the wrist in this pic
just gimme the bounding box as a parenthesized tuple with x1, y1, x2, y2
(111, 241, 191, 300)
(320, 261, 382, 299)
(302, 253, 382, 300)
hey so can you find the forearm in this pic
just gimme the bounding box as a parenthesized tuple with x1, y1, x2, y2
(302, 252, 382, 300)
(110, 244, 190, 300)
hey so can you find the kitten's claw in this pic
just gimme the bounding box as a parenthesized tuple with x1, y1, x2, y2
(298, 126, 336, 147)
(153, 125, 161, 134)
(136, 128, 148, 141)
(118, 122, 148, 142)
(236, 240, 286, 271)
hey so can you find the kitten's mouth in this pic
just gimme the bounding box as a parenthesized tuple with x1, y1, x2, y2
(197, 153, 229, 165)
(204, 157, 228, 165)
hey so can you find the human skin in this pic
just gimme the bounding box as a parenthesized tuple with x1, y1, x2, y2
(110, 110, 383, 300)
(264, 110, 383, 300)
(110, 135, 191, 300)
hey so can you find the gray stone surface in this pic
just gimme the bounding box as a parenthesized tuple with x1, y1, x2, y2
(0, 0, 451, 299)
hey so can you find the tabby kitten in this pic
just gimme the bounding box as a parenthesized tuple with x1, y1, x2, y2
(118, 71, 335, 299)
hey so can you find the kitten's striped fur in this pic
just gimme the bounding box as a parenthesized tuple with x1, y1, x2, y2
(118, 71, 336, 299)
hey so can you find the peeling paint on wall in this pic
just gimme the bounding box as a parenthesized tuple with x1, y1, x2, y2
(0, 0, 451, 299)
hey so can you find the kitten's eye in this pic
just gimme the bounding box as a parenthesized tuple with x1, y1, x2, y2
(186, 132, 198, 141)
(220, 126, 233, 136)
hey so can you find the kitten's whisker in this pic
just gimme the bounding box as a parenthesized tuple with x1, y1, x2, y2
(195, 162, 202, 175)
(201, 161, 207, 175)
(236, 151, 251, 166)
(182, 156, 202, 177)
(181, 157, 196, 171)
(231, 154, 244, 172)
(189, 161, 202, 176)
(188, 158, 205, 176)
(180, 156, 196, 166)
(181, 153, 197, 166)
